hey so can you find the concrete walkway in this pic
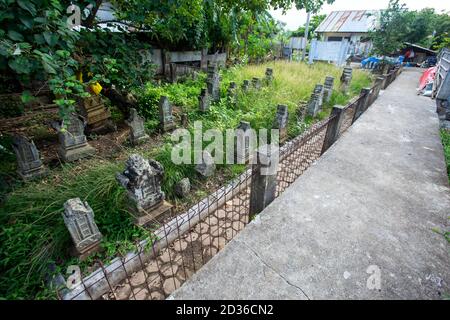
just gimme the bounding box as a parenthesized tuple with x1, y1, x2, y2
(171, 68, 450, 300)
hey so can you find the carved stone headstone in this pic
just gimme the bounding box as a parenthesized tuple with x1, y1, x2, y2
(264, 68, 274, 85)
(63, 198, 102, 260)
(198, 88, 210, 112)
(340, 67, 353, 94)
(195, 150, 216, 178)
(235, 121, 252, 164)
(55, 113, 96, 162)
(116, 154, 172, 225)
(12, 135, 48, 181)
(77, 95, 115, 134)
(227, 82, 237, 105)
(252, 77, 262, 90)
(206, 64, 220, 101)
(307, 91, 320, 117)
(273, 105, 289, 143)
(323, 76, 334, 102)
(159, 96, 176, 132)
(175, 178, 191, 198)
(126, 108, 149, 145)
(242, 79, 250, 92)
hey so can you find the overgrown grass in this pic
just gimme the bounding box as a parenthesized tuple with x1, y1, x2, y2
(440, 129, 450, 183)
(0, 61, 372, 299)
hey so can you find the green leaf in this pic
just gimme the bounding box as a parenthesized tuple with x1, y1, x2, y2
(43, 31, 58, 46)
(17, 0, 37, 16)
(19, 16, 33, 29)
(8, 56, 32, 74)
(7, 30, 24, 42)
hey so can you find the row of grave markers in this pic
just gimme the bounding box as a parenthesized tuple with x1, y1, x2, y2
(12, 66, 352, 185)
(56, 67, 353, 262)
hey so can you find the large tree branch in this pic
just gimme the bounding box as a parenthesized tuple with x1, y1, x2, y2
(83, 0, 104, 28)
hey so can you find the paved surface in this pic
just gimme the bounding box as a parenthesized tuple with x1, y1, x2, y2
(171, 68, 450, 300)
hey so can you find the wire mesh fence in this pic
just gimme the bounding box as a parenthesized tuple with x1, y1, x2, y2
(59, 67, 401, 300)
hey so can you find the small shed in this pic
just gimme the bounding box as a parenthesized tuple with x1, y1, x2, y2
(400, 43, 437, 64)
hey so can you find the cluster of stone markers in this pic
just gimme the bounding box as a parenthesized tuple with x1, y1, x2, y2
(305, 67, 353, 118)
(11, 65, 353, 262)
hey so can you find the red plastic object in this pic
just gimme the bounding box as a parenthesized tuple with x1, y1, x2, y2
(418, 67, 437, 91)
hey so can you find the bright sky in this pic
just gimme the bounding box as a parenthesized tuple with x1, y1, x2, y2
(269, 0, 450, 30)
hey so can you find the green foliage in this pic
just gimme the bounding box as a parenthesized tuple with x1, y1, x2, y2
(76, 29, 156, 91)
(370, 0, 409, 56)
(0, 160, 151, 299)
(370, 1, 450, 55)
(291, 14, 326, 39)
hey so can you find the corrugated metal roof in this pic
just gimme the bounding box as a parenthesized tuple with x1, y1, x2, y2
(315, 10, 379, 33)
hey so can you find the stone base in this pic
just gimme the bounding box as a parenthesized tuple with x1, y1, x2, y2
(18, 165, 49, 181)
(132, 200, 173, 226)
(130, 134, 150, 146)
(71, 241, 102, 261)
(87, 119, 117, 135)
(59, 144, 96, 162)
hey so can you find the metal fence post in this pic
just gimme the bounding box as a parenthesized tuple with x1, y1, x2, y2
(352, 88, 371, 123)
(249, 144, 278, 219)
(321, 105, 346, 154)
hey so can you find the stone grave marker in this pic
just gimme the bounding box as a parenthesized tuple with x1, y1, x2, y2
(198, 88, 210, 112)
(126, 108, 149, 145)
(54, 113, 96, 162)
(63, 198, 102, 260)
(235, 121, 252, 164)
(273, 105, 289, 143)
(12, 135, 48, 181)
(175, 178, 191, 198)
(116, 154, 172, 225)
(323, 76, 334, 102)
(264, 68, 274, 85)
(195, 150, 216, 178)
(159, 96, 176, 132)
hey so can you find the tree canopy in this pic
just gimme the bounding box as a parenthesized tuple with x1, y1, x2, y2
(370, 0, 450, 55)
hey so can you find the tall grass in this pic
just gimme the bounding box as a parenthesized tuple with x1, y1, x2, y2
(0, 61, 372, 299)
(440, 129, 450, 182)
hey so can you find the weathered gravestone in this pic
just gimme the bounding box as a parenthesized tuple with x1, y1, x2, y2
(12, 135, 48, 181)
(126, 108, 149, 145)
(116, 154, 172, 225)
(198, 88, 210, 112)
(175, 178, 191, 198)
(235, 121, 253, 164)
(159, 96, 176, 132)
(323, 76, 334, 102)
(227, 82, 238, 105)
(264, 68, 274, 85)
(340, 67, 353, 94)
(252, 77, 262, 90)
(206, 64, 220, 101)
(307, 89, 321, 117)
(296, 104, 307, 125)
(54, 113, 96, 162)
(77, 95, 115, 134)
(63, 198, 103, 260)
(195, 150, 216, 178)
(273, 105, 289, 143)
(242, 79, 250, 92)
